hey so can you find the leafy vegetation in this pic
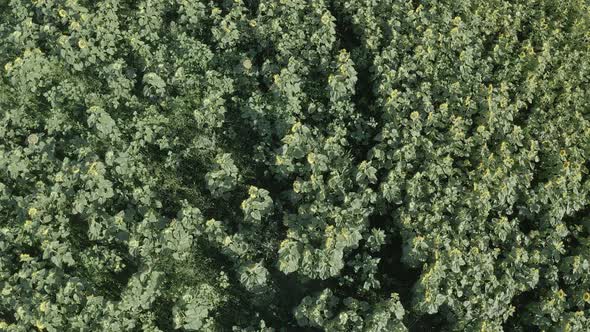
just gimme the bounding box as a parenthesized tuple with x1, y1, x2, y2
(1, 0, 589, 331)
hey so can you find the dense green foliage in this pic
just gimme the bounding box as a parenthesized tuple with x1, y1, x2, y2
(1, 0, 590, 331)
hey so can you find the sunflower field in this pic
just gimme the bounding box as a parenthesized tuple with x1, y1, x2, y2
(1, 0, 590, 331)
